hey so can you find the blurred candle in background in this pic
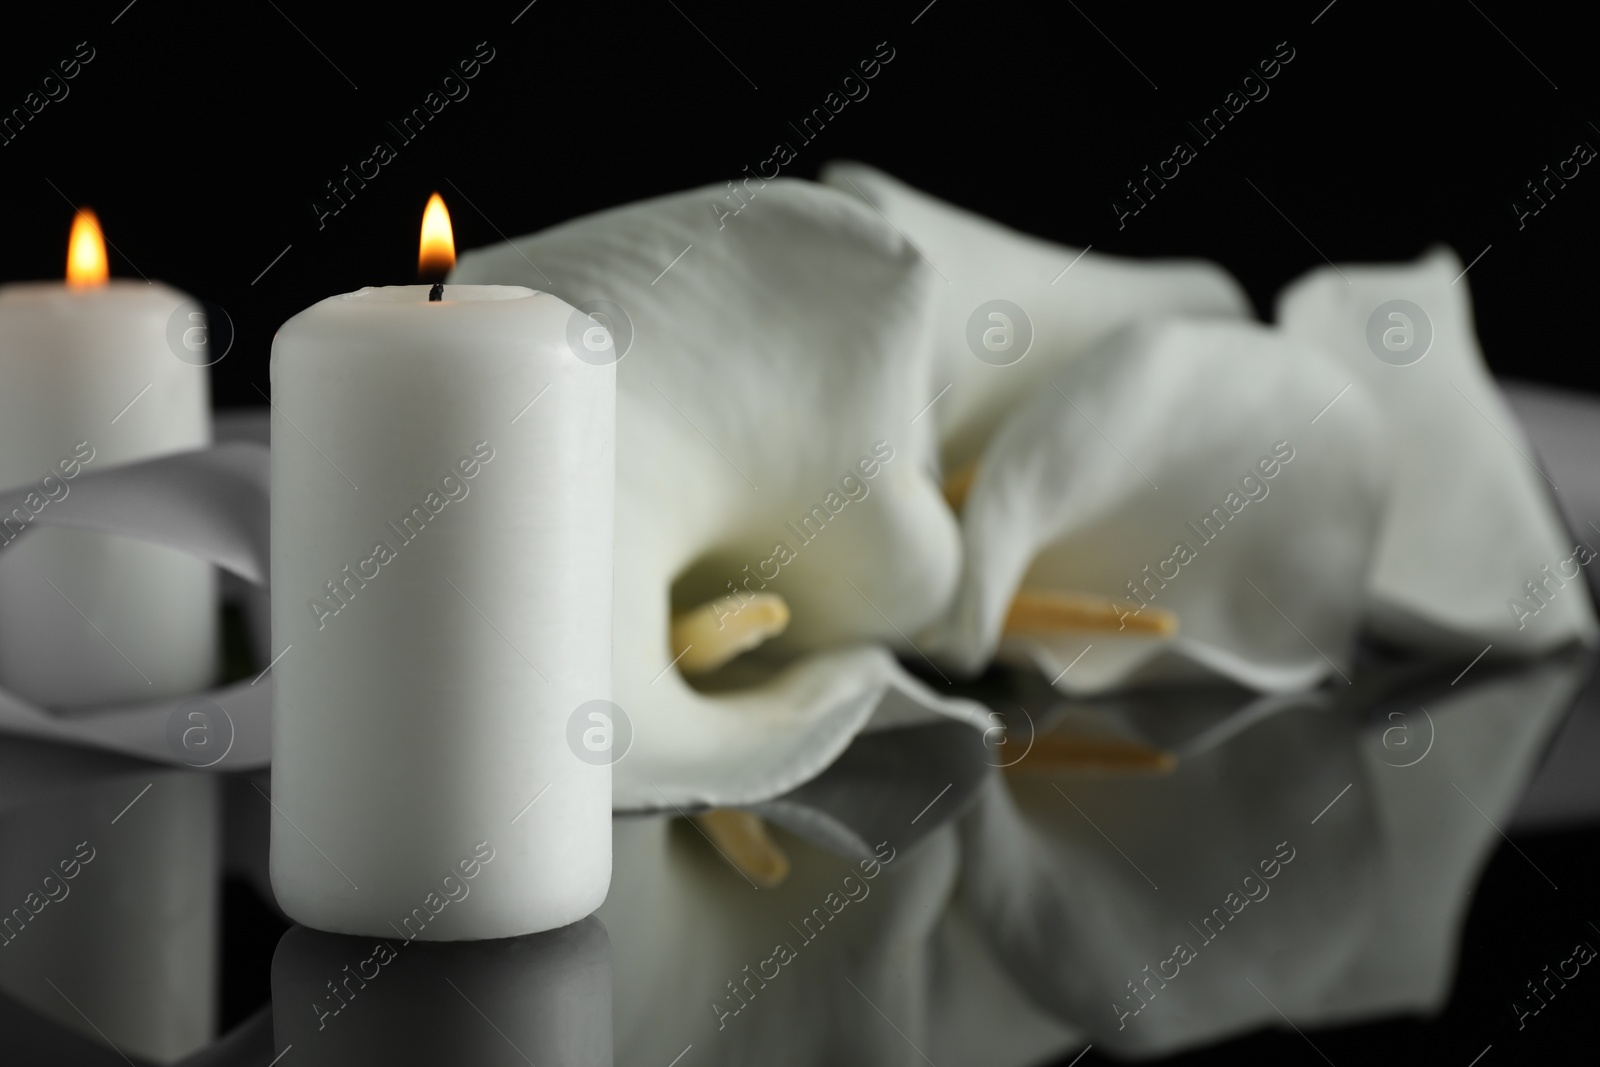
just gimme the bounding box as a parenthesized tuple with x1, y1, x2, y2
(0, 209, 216, 708)
(269, 195, 615, 939)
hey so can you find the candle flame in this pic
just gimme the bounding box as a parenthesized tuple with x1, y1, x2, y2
(418, 193, 455, 281)
(67, 208, 109, 288)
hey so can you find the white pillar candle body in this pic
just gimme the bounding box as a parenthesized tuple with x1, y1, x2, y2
(270, 285, 614, 939)
(0, 281, 215, 708)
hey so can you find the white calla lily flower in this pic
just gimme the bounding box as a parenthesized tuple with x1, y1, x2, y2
(451, 180, 987, 811)
(932, 319, 1391, 694)
(1276, 248, 1599, 654)
(815, 164, 1388, 695)
(818, 162, 1253, 468)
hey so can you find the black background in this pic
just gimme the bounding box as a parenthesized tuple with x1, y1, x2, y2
(2, 0, 1596, 407)
(8, 1, 1600, 1061)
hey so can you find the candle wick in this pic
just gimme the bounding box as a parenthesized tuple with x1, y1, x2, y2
(428, 283, 444, 302)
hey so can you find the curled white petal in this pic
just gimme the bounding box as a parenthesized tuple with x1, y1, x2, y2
(821, 162, 1252, 466)
(1276, 247, 1599, 654)
(933, 319, 1390, 694)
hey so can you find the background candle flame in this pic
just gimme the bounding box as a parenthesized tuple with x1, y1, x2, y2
(66, 208, 109, 288)
(418, 193, 455, 281)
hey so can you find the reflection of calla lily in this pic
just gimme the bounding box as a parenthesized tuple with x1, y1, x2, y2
(957, 651, 1585, 1057)
(1276, 248, 1599, 654)
(1310, 653, 1587, 1021)
(451, 181, 988, 811)
(819, 162, 1252, 470)
(931, 319, 1391, 694)
(597, 814, 1088, 1067)
(962, 695, 1380, 1056)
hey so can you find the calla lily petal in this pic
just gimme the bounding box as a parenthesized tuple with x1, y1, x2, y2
(1275, 247, 1599, 653)
(932, 319, 1390, 694)
(819, 162, 1252, 467)
(452, 180, 988, 809)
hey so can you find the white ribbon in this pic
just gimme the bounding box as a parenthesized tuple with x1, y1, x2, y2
(0, 443, 272, 769)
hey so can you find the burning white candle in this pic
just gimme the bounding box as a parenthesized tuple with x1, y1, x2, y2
(270, 195, 615, 939)
(0, 209, 215, 708)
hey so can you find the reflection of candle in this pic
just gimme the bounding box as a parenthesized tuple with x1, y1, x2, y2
(0, 770, 220, 1062)
(270, 195, 615, 939)
(272, 917, 612, 1064)
(0, 209, 215, 708)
